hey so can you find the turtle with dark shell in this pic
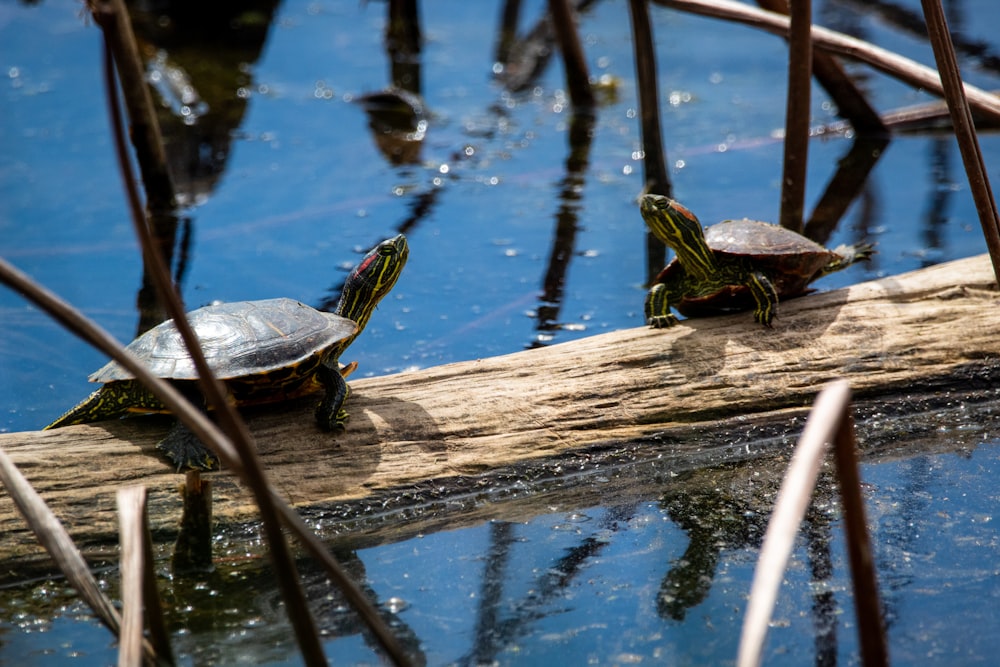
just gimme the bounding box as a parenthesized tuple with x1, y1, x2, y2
(46, 234, 409, 470)
(641, 195, 872, 328)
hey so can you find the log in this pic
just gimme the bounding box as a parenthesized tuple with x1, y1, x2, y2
(1, 253, 998, 576)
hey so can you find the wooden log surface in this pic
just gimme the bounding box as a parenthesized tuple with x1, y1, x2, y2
(1, 253, 998, 574)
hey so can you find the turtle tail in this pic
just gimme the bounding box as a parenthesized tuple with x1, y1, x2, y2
(45, 388, 118, 429)
(822, 242, 875, 275)
(44, 382, 163, 429)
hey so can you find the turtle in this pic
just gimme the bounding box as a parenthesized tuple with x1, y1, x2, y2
(640, 194, 873, 328)
(45, 234, 409, 470)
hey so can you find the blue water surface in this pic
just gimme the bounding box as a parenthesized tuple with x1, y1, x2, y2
(3, 0, 996, 431)
(2, 0, 1000, 665)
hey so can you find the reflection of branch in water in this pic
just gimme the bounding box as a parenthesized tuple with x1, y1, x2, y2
(804, 135, 888, 246)
(467, 522, 517, 666)
(386, 0, 422, 93)
(201, 549, 427, 666)
(804, 514, 838, 667)
(359, 0, 426, 165)
(839, 0, 1000, 75)
(495, 0, 523, 68)
(873, 455, 934, 632)
(530, 111, 595, 348)
(493, 0, 598, 93)
(921, 138, 953, 268)
(317, 172, 454, 314)
(458, 504, 636, 667)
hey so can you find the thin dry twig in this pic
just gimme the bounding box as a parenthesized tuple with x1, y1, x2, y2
(737, 380, 887, 666)
(0, 446, 158, 663)
(778, 0, 812, 232)
(117, 486, 170, 667)
(95, 1, 330, 661)
(0, 259, 412, 666)
(119, 486, 174, 665)
(92, 6, 412, 657)
(737, 381, 846, 667)
(655, 0, 1000, 121)
(920, 0, 1000, 283)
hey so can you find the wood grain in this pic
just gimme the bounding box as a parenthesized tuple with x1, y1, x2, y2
(1, 253, 997, 575)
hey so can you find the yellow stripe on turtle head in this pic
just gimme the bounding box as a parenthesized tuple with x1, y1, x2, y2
(639, 195, 718, 280)
(336, 234, 409, 338)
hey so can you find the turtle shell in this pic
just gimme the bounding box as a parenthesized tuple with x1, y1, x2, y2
(91, 298, 358, 386)
(655, 219, 840, 316)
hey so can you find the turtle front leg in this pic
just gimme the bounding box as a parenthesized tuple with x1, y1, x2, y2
(745, 270, 779, 327)
(645, 283, 680, 328)
(315, 361, 350, 430)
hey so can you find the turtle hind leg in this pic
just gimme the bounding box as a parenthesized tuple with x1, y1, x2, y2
(157, 421, 219, 471)
(314, 362, 350, 430)
(155, 382, 219, 471)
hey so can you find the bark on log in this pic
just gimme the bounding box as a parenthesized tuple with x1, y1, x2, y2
(1, 253, 998, 575)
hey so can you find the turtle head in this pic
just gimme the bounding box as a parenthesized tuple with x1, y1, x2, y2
(336, 234, 409, 333)
(639, 195, 716, 278)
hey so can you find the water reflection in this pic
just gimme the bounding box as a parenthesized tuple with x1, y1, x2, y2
(123, 1, 280, 331)
(461, 504, 636, 665)
(494, 0, 598, 94)
(845, 0, 1000, 75)
(803, 135, 887, 246)
(921, 138, 952, 266)
(129, 0, 279, 204)
(114, 0, 922, 353)
(532, 111, 595, 346)
(3, 393, 1000, 662)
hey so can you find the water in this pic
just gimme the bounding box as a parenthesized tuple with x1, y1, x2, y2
(2, 0, 1000, 664)
(3, 418, 999, 665)
(3, 0, 996, 431)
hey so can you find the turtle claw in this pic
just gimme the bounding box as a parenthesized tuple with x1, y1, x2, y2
(753, 310, 774, 328)
(647, 314, 679, 329)
(316, 408, 350, 431)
